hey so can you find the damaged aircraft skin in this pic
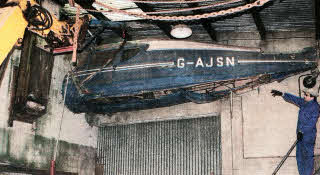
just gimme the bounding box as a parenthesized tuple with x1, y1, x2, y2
(62, 40, 317, 115)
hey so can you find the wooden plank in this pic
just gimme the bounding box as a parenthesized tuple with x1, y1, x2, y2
(8, 31, 35, 125)
(28, 48, 54, 105)
(15, 31, 35, 106)
(9, 33, 54, 125)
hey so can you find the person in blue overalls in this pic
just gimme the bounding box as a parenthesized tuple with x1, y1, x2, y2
(271, 88, 319, 175)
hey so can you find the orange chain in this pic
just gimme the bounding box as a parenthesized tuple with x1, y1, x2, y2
(128, 0, 222, 4)
(87, 0, 243, 15)
(145, 0, 243, 15)
(94, 0, 272, 21)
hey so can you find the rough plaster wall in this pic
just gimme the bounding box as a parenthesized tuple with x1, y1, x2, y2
(219, 31, 319, 175)
(0, 50, 17, 128)
(35, 54, 97, 148)
(222, 73, 320, 175)
(217, 31, 316, 51)
(0, 51, 16, 159)
(98, 100, 222, 126)
(220, 98, 233, 175)
(215, 74, 317, 175)
(241, 76, 306, 175)
(0, 52, 97, 175)
(242, 77, 300, 158)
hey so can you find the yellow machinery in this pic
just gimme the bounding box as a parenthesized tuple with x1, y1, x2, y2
(0, 0, 83, 66)
(0, 5, 28, 64)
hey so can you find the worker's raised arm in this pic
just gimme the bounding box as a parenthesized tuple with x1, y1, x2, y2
(271, 90, 304, 107)
(282, 93, 305, 107)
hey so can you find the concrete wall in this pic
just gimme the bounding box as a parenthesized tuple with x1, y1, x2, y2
(0, 51, 97, 174)
(219, 31, 320, 175)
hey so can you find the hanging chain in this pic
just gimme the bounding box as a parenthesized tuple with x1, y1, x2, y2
(144, 0, 243, 15)
(87, 0, 243, 15)
(128, 0, 224, 4)
(94, 0, 272, 21)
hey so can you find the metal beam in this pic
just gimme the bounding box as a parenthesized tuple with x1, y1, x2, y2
(315, 0, 320, 40)
(245, 0, 266, 40)
(201, 20, 217, 41)
(135, 3, 174, 39)
(251, 10, 266, 40)
(188, 3, 217, 41)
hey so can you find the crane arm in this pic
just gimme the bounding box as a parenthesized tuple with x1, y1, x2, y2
(0, 5, 28, 65)
(0, 0, 88, 66)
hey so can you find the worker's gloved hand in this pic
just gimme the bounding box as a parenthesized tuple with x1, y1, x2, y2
(271, 90, 283, 97)
(297, 131, 303, 141)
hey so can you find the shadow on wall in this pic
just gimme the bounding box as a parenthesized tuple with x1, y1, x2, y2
(0, 128, 96, 174)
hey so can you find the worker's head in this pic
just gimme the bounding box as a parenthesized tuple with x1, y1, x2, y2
(302, 88, 318, 102)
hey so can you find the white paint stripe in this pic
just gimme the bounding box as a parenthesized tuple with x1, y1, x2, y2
(145, 40, 261, 52)
(238, 59, 316, 63)
(73, 62, 175, 77)
(75, 62, 175, 74)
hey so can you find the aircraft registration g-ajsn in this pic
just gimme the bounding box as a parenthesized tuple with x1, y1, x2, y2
(62, 40, 317, 115)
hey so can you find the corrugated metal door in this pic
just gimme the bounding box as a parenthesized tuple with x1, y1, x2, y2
(97, 116, 221, 175)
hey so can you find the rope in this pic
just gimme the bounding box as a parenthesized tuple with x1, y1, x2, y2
(53, 73, 69, 161)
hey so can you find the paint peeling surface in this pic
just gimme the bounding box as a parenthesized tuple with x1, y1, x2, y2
(62, 40, 317, 114)
(92, 0, 144, 21)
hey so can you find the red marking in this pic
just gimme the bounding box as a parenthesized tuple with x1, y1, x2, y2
(122, 30, 126, 39)
(53, 46, 73, 54)
(50, 160, 55, 175)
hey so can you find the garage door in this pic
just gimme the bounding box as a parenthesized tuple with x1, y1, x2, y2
(97, 116, 221, 175)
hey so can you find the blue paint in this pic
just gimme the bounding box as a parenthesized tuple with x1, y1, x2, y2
(62, 43, 317, 114)
(283, 93, 319, 175)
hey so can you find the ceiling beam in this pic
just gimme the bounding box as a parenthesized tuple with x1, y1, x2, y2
(135, 3, 174, 39)
(315, 0, 320, 40)
(188, 3, 217, 41)
(251, 10, 266, 40)
(245, 0, 266, 40)
(201, 20, 217, 41)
